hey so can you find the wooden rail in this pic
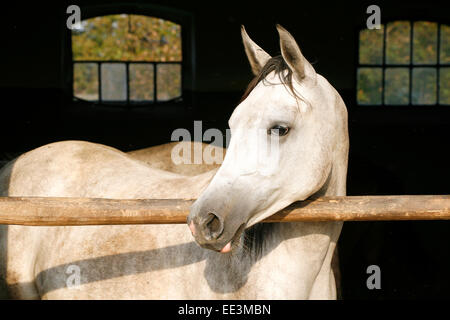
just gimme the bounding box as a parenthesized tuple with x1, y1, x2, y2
(0, 195, 448, 226)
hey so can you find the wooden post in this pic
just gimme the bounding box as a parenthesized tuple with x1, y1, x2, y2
(0, 195, 448, 226)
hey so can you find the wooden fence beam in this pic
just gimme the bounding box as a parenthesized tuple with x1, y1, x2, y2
(0, 195, 448, 226)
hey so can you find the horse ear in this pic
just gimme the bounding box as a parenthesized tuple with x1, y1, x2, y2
(241, 25, 272, 76)
(276, 24, 316, 83)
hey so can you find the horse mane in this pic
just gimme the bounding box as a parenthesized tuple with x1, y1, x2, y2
(243, 223, 275, 259)
(239, 55, 299, 103)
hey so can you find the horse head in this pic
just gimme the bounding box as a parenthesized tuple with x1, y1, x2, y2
(187, 25, 348, 253)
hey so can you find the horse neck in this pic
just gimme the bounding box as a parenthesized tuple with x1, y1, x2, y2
(315, 152, 348, 198)
(314, 95, 349, 198)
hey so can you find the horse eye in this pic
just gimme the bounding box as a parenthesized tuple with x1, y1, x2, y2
(268, 125, 290, 136)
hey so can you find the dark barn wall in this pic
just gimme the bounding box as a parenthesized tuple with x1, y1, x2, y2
(0, 0, 449, 299)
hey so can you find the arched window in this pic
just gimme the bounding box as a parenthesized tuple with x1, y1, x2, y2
(357, 21, 449, 106)
(72, 14, 182, 104)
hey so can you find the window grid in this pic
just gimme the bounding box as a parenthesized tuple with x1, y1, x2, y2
(357, 21, 449, 106)
(74, 60, 182, 105)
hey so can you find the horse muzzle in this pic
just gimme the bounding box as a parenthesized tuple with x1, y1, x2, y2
(187, 200, 249, 253)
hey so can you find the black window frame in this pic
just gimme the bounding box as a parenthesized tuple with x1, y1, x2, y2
(356, 20, 450, 107)
(73, 60, 182, 105)
(62, 3, 195, 109)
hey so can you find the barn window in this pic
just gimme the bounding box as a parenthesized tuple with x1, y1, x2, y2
(357, 21, 450, 106)
(71, 14, 182, 104)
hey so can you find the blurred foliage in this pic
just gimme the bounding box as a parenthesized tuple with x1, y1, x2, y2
(157, 64, 181, 101)
(73, 63, 98, 101)
(441, 25, 450, 64)
(72, 14, 181, 61)
(72, 14, 182, 102)
(130, 64, 154, 101)
(385, 68, 409, 105)
(413, 22, 437, 64)
(358, 21, 449, 105)
(412, 68, 436, 105)
(440, 68, 450, 104)
(357, 68, 382, 104)
(386, 21, 411, 64)
(359, 27, 384, 64)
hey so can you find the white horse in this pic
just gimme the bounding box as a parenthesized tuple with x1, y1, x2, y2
(0, 25, 348, 299)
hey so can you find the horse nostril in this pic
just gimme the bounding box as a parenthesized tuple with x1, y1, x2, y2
(203, 212, 223, 240)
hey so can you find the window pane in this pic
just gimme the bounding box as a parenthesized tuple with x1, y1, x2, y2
(413, 21, 437, 64)
(386, 21, 411, 64)
(101, 63, 127, 101)
(359, 27, 384, 64)
(439, 67, 450, 104)
(440, 24, 450, 64)
(385, 68, 409, 105)
(72, 14, 182, 62)
(73, 63, 98, 101)
(156, 64, 181, 101)
(357, 68, 382, 105)
(412, 68, 436, 105)
(130, 64, 154, 101)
